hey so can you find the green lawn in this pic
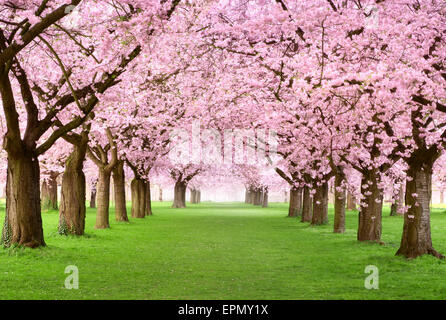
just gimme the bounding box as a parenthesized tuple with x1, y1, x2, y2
(1, 201, 446, 299)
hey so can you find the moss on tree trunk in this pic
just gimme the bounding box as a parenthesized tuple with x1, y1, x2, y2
(1, 153, 45, 248)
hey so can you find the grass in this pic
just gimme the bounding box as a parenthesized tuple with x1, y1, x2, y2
(1, 201, 446, 299)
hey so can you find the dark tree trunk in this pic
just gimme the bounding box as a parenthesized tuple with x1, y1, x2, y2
(334, 172, 346, 233)
(357, 169, 383, 242)
(347, 191, 357, 210)
(41, 171, 58, 210)
(59, 135, 88, 235)
(90, 180, 97, 208)
(396, 163, 443, 259)
(95, 169, 112, 228)
(159, 187, 163, 202)
(1, 153, 45, 248)
(301, 186, 313, 222)
(262, 188, 268, 208)
(172, 181, 187, 208)
(311, 182, 329, 225)
(146, 180, 152, 216)
(288, 187, 302, 217)
(113, 161, 128, 222)
(131, 178, 146, 218)
(390, 202, 398, 216)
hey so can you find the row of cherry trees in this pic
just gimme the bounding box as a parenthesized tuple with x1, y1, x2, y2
(192, 0, 446, 259)
(0, 1, 445, 261)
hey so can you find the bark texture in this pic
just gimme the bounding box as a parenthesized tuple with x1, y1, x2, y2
(172, 181, 187, 208)
(253, 189, 263, 206)
(333, 172, 346, 233)
(131, 178, 147, 218)
(288, 188, 302, 217)
(311, 182, 329, 225)
(357, 170, 383, 242)
(87, 129, 118, 229)
(146, 180, 152, 216)
(301, 186, 313, 222)
(95, 169, 112, 228)
(346, 191, 357, 210)
(190, 188, 199, 204)
(396, 164, 444, 259)
(58, 134, 88, 235)
(1, 154, 45, 248)
(113, 161, 128, 222)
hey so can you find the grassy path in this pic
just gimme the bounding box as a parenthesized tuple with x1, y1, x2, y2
(1, 202, 446, 299)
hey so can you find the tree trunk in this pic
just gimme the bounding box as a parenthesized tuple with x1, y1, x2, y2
(301, 186, 313, 222)
(41, 172, 58, 210)
(131, 178, 146, 218)
(247, 186, 255, 204)
(441, 190, 444, 204)
(347, 191, 357, 210)
(190, 189, 197, 204)
(396, 164, 443, 259)
(311, 182, 329, 225)
(95, 169, 112, 228)
(334, 173, 346, 233)
(172, 181, 187, 208)
(288, 187, 302, 217)
(90, 180, 97, 208)
(357, 170, 383, 242)
(390, 183, 405, 216)
(159, 187, 163, 202)
(146, 180, 152, 216)
(390, 202, 398, 216)
(262, 188, 268, 208)
(113, 161, 128, 222)
(253, 189, 263, 206)
(197, 190, 201, 203)
(59, 137, 88, 236)
(1, 153, 45, 248)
